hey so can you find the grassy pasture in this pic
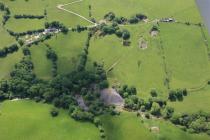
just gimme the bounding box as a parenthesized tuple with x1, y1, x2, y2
(159, 23, 210, 89)
(88, 24, 167, 97)
(101, 112, 210, 140)
(30, 44, 52, 79)
(5, 18, 45, 32)
(45, 31, 88, 75)
(169, 86, 210, 114)
(88, 0, 201, 23)
(0, 100, 99, 140)
(0, 25, 16, 49)
(101, 112, 155, 140)
(1, 0, 90, 28)
(0, 0, 210, 139)
(0, 50, 23, 79)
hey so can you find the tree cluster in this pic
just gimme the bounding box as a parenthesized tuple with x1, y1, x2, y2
(118, 85, 143, 110)
(0, 55, 109, 121)
(72, 25, 88, 32)
(14, 14, 45, 19)
(170, 111, 210, 135)
(7, 28, 45, 37)
(168, 89, 188, 101)
(103, 12, 147, 25)
(118, 86, 173, 118)
(0, 44, 19, 58)
(94, 23, 130, 41)
(77, 32, 92, 71)
(128, 13, 147, 24)
(46, 46, 58, 77)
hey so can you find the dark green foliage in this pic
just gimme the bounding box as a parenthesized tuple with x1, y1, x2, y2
(93, 117, 101, 127)
(170, 111, 210, 135)
(71, 107, 94, 121)
(14, 14, 44, 19)
(0, 57, 109, 122)
(72, 25, 87, 32)
(104, 12, 115, 21)
(128, 16, 139, 24)
(168, 89, 187, 101)
(150, 102, 161, 116)
(0, 44, 19, 58)
(103, 12, 147, 25)
(22, 47, 31, 56)
(122, 30, 130, 40)
(77, 32, 92, 71)
(163, 106, 174, 119)
(150, 89, 158, 97)
(46, 48, 57, 61)
(7, 28, 45, 37)
(50, 108, 59, 117)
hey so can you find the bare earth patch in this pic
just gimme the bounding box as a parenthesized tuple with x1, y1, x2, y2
(150, 30, 158, 37)
(139, 38, 148, 49)
(100, 88, 124, 107)
(150, 126, 160, 133)
(76, 95, 88, 111)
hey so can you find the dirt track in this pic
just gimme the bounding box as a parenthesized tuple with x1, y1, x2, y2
(57, 0, 97, 27)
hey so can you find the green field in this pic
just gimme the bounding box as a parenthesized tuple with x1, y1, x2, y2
(87, 24, 168, 97)
(160, 23, 210, 89)
(101, 112, 210, 140)
(1, 101, 209, 140)
(1, 0, 210, 139)
(169, 86, 210, 114)
(0, 50, 23, 79)
(0, 100, 99, 140)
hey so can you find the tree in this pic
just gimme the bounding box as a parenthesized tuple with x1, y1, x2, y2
(122, 30, 130, 40)
(93, 117, 101, 127)
(163, 106, 174, 119)
(168, 90, 176, 101)
(150, 89, 158, 97)
(50, 108, 59, 117)
(150, 102, 161, 116)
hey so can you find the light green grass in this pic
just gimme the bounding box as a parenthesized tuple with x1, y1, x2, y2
(30, 44, 52, 79)
(45, 31, 88, 75)
(88, 24, 167, 97)
(0, 50, 23, 79)
(89, 0, 201, 23)
(160, 23, 210, 89)
(169, 86, 210, 114)
(0, 100, 99, 140)
(5, 18, 45, 32)
(101, 112, 156, 140)
(0, 25, 16, 49)
(101, 112, 210, 140)
(1, 0, 90, 28)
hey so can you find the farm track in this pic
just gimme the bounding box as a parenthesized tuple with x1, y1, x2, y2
(56, 0, 97, 27)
